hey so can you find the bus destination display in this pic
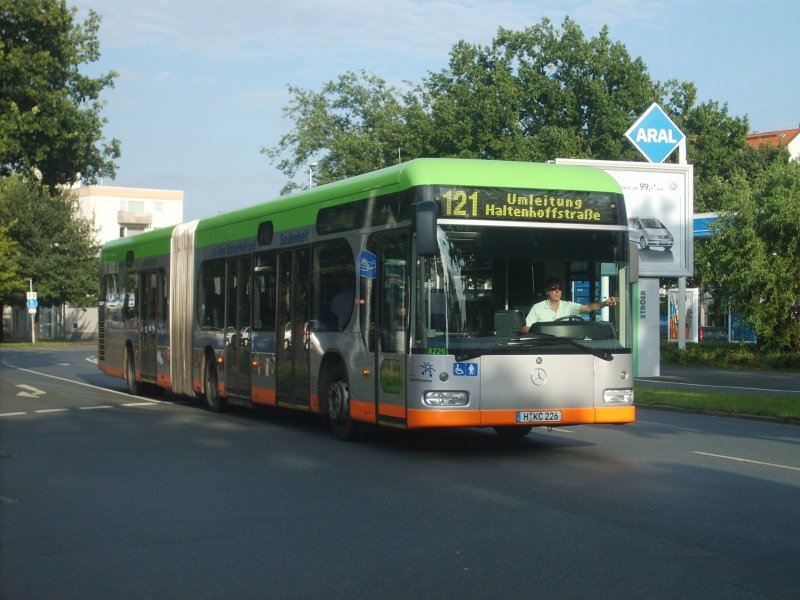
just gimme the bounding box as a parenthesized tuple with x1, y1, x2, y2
(436, 187, 619, 225)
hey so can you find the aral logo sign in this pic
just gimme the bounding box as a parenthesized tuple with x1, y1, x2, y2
(625, 103, 685, 163)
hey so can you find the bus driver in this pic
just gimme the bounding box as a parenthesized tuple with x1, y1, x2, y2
(519, 277, 619, 334)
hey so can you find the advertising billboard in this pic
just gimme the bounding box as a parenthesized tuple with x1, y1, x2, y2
(556, 159, 694, 277)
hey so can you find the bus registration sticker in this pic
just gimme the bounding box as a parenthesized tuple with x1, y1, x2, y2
(516, 410, 562, 423)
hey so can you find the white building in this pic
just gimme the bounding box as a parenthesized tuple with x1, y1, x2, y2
(6, 185, 184, 341)
(76, 185, 184, 244)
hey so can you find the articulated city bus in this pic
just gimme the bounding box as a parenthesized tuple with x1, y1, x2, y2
(98, 159, 635, 439)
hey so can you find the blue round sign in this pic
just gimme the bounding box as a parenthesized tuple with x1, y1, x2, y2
(26, 298, 38, 309)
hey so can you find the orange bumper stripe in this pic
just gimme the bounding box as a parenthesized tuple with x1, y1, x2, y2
(350, 399, 377, 424)
(407, 406, 635, 429)
(252, 386, 276, 406)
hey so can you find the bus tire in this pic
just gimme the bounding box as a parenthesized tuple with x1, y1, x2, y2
(204, 356, 225, 413)
(493, 425, 532, 439)
(325, 365, 358, 441)
(124, 346, 140, 395)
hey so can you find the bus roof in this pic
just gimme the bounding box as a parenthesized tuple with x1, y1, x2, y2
(101, 159, 622, 260)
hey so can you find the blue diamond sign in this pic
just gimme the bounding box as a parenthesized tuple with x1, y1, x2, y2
(625, 103, 685, 163)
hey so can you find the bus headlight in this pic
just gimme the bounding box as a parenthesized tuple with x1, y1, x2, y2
(423, 391, 469, 406)
(603, 388, 633, 404)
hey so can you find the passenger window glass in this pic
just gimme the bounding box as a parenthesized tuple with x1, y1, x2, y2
(198, 259, 225, 330)
(313, 239, 355, 332)
(254, 253, 276, 331)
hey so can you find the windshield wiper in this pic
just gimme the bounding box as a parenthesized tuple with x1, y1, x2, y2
(513, 334, 613, 361)
(455, 334, 613, 362)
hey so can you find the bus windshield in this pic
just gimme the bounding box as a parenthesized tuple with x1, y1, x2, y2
(413, 224, 631, 357)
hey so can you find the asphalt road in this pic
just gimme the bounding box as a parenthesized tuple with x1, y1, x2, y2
(2, 347, 799, 599)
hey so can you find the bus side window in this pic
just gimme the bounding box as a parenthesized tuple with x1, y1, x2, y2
(313, 239, 355, 332)
(198, 259, 225, 330)
(122, 272, 138, 327)
(253, 253, 276, 331)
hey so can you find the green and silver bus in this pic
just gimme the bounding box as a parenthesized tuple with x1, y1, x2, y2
(98, 159, 635, 439)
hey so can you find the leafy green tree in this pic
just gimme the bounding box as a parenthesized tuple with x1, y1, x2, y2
(0, 0, 120, 187)
(263, 70, 430, 194)
(0, 215, 20, 341)
(424, 19, 657, 162)
(703, 158, 800, 351)
(265, 18, 751, 202)
(0, 175, 99, 338)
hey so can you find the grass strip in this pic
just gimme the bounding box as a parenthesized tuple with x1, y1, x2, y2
(635, 387, 800, 422)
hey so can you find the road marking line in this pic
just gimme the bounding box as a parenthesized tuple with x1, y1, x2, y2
(34, 408, 69, 414)
(77, 405, 114, 410)
(693, 451, 800, 472)
(0, 412, 26, 418)
(1, 359, 172, 404)
(122, 402, 158, 407)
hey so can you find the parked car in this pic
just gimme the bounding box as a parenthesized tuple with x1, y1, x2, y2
(699, 326, 728, 342)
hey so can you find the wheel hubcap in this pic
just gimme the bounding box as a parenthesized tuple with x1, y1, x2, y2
(328, 381, 347, 420)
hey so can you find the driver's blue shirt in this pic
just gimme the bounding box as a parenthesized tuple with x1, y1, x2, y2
(525, 299, 582, 325)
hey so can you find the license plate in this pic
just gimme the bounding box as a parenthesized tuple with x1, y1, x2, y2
(516, 410, 562, 423)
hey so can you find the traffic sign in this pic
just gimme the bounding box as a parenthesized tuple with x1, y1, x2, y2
(27, 291, 37, 300)
(625, 103, 685, 163)
(26, 298, 38, 310)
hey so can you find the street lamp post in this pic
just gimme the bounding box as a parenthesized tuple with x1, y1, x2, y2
(308, 162, 318, 188)
(27, 277, 35, 344)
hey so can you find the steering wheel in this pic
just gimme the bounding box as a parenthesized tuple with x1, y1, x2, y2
(554, 315, 584, 322)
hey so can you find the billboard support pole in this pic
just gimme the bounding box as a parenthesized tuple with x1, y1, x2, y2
(677, 138, 688, 349)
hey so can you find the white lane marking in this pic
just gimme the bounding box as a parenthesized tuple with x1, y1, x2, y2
(2, 359, 172, 404)
(77, 405, 114, 410)
(0, 412, 26, 418)
(34, 408, 69, 414)
(122, 402, 158, 407)
(15, 384, 46, 398)
(693, 451, 800, 473)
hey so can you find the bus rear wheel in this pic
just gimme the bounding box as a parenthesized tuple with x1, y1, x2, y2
(204, 356, 225, 412)
(325, 366, 357, 441)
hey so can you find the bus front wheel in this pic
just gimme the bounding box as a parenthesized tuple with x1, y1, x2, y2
(204, 356, 225, 412)
(326, 367, 357, 441)
(493, 425, 532, 439)
(125, 347, 140, 395)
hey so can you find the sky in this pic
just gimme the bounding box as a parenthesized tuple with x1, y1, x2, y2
(69, 0, 800, 222)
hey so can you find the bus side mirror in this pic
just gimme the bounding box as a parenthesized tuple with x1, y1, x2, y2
(415, 200, 438, 256)
(629, 241, 639, 283)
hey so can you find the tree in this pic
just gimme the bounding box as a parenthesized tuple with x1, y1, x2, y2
(423, 19, 657, 162)
(263, 70, 430, 193)
(0, 175, 99, 339)
(0, 0, 120, 187)
(0, 216, 20, 336)
(703, 158, 800, 351)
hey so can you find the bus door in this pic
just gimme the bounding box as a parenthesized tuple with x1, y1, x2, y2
(139, 270, 164, 382)
(224, 257, 252, 398)
(371, 233, 409, 422)
(275, 248, 311, 407)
